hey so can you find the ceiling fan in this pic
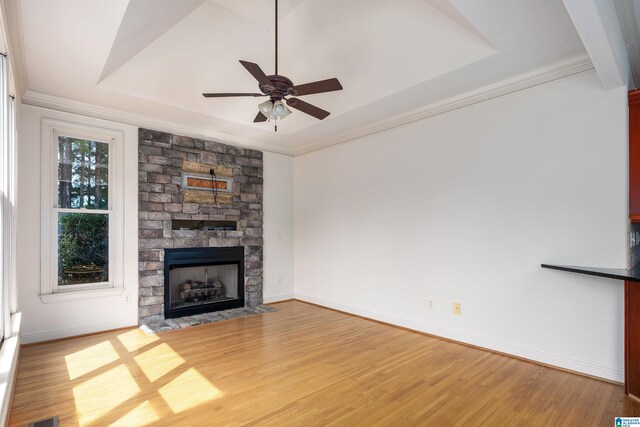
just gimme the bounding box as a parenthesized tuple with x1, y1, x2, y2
(202, 0, 343, 131)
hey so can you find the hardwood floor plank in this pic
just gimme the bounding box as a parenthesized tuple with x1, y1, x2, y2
(8, 301, 640, 426)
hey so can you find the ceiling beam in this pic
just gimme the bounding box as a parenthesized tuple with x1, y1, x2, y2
(613, 0, 640, 89)
(562, 0, 632, 89)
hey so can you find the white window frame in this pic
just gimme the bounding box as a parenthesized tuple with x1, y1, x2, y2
(40, 119, 124, 303)
(0, 53, 7, 339)
(7, 94, 15, 326)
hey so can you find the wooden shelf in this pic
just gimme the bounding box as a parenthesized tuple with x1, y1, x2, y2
(541, 264, 640, 282)
(171, 219, 237, 231)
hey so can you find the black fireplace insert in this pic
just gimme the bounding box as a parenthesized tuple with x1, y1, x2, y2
(163, 246, 244, 319)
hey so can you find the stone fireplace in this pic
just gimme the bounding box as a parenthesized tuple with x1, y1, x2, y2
(138, 128, 263, 325)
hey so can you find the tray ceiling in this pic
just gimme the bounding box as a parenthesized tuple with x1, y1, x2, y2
(19, 0, 586, 152)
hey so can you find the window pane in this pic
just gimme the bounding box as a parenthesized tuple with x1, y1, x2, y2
(58, 212, 109, 286)
(58, 137, 109, 209)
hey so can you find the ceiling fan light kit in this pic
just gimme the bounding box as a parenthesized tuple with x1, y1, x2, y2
(202, 0, 343, 132)
(273, 100, 289, 116)
(258, 99, 291, 120)
(259, 99, 273, 116)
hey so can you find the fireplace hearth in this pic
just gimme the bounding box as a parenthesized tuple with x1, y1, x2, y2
(164, 247, 245, 319)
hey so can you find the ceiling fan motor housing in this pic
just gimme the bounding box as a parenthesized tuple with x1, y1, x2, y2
(261, 75, 297, 101)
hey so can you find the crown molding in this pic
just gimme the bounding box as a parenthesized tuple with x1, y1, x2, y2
(21, 54, 594, 158)
(1, 0, 28, 98)
(21, 91, 295, 156)
(292, 54, 595, 156)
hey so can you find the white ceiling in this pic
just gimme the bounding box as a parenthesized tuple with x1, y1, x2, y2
(18, 0, 587, 153)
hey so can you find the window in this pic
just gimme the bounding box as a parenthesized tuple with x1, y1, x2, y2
(41, 120, 124, 302)
(0, 50, 17, 339)
(0, 55, 15, 338)
(7, 93, 15, 327)
(56, 136, 110, 287)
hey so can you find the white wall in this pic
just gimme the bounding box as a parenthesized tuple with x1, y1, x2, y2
(15, 70, 627, 381)
(263, 152, 294, 302)
(18, 105, 139, 343)
(293, 70, 628, 381)
(17, 105, 295, 342)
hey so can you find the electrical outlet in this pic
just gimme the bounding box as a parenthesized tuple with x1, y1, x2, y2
(125, 293, 131, 304)
(427, 300, 434, 310)
(276, 277, 282, 288)
(277, 232, 282, 241)
(453, 302, 461, 315)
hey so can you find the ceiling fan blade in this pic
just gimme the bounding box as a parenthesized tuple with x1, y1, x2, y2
(286, 98, 330, 120)
(202, 93, 266, 98)
(293, 78, 343, 96)
(254, 112, 268, 123)
(239, 60, 271, 86)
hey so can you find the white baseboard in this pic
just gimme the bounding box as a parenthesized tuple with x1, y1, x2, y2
(263, 293, 295, 304)
(294, 293, 624, 383)
(21, 318, 136, 344)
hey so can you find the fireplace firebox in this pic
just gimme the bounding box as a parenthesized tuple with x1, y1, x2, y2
(164, 246, 245, 319)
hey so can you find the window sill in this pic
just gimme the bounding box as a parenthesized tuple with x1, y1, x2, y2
(40, 287, 124, 303)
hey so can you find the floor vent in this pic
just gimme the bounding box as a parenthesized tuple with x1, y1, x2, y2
(28, 416, 59, 427)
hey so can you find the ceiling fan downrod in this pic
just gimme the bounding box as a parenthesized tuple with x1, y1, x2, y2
(275, 0, 278, 75)
(201, 0, 344, 127)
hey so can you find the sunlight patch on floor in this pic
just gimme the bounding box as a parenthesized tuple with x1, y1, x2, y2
(158, 368, 222, 413)
(65, 340, 120, 380)
(117, 328, 159, 353)
(108, 400, 159, 427)
(73, 364, 141, 426)
(133, 342, 185, 382)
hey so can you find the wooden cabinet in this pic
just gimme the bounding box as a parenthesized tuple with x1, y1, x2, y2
(629, 91, 640, 397)
(629, 90, 640, 219)
(626, 281, 640, 397)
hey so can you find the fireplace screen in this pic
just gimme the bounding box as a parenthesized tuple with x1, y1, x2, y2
(164, 246, 245, 318)
(169, 264, 239, 309)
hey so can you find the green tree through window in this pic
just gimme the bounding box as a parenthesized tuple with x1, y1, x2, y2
(57, 137, 110, 286)
(58, 137, 108, 210)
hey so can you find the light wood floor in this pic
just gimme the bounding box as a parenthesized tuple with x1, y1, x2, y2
(8, 301, 640, 426)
